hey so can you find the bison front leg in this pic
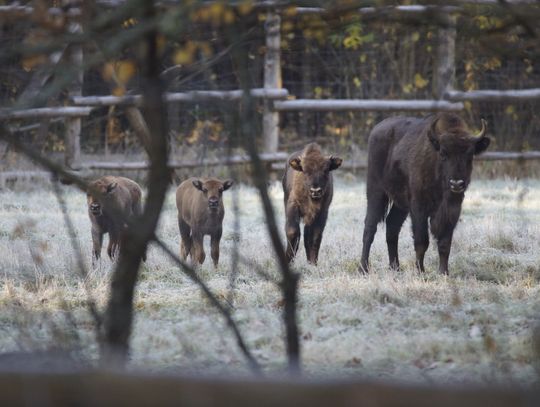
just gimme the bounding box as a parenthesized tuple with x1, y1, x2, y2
(91, 227, 103, 266)
(410, 206, 429, 272)
(431, 201, 461, 275)
(210, 228, 222, 268)
(285, 206, 301, 263)
(305, 211, 328, 265)
(385, 204, 408, 270)
(435, 231, 453, 275)
(191, 231, 205, 265)
(178, 219, 192, 261)
(107, 233, 120, 260)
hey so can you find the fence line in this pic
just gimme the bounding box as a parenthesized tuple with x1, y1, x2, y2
(2, 2, 540, 173)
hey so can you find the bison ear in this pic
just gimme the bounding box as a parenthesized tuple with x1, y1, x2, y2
(192, 180, 204, 191)
(106, 182, 117, 194)
(223, 180, 234, 191)
(289, 157, 303, 172)
(329, 156, 343, 171)
(474, 137, 490, 155)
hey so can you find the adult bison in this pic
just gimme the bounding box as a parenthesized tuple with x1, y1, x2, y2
(87, 175, 144, 263)
(360, 113, 490, 274)
(176, 177, 233, 267)
(283, 143, 343, 265)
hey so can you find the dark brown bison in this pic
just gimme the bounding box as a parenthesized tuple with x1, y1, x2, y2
(360, 113, 490, 274)
(176, 177, 233, 267)
(87, 175, 143, 263)
(283, 143, 343, 264)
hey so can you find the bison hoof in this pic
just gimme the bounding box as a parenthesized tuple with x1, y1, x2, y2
(358, 263, 369, 274)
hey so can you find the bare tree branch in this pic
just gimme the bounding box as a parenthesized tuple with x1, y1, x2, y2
(230, 34, 301, 374)
(100, 0, 171, 367)
(50, 182, 103, 338)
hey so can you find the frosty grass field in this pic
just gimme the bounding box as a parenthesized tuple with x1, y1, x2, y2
(0, 176, 539, 385)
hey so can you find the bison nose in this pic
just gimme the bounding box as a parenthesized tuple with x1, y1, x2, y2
(208, 198, 219, 208)
(90, 203, 101, 214)
(449, 179, 465, 193)
(310, 187, 323, 199)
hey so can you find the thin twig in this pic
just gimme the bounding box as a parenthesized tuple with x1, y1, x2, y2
(51, 180, 103, 333)
(152, 237, 262, 375)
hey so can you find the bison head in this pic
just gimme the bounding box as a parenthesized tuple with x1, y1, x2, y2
(87, 180, 118, 216)
(428, 116, 490, 194)
(193, 178, 233, 211)
(289, 145, 343, 200)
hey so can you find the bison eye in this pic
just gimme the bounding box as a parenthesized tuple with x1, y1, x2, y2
(218, 188, 224, 193)
(202, 188, 208, 193)
(440, 150, 448, 161)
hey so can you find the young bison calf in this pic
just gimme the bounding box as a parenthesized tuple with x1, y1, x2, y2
(176, 177, 233, 267)
(283, 143, 342, 264)
(87, 175, 143, 263)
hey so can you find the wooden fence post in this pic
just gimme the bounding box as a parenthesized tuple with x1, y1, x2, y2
(65, 22, 83, 170)
(262, 10, 281, 153)
(433, 12, 456, 99)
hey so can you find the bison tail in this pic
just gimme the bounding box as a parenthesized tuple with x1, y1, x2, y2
(381, 200, 392, 223)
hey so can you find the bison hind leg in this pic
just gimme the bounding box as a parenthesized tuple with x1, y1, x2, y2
(360, 189, 389, 273)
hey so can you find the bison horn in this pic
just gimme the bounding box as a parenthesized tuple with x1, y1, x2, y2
(473, 119, 487, 139)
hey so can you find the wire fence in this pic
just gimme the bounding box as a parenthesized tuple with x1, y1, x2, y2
(1, 5, 538, 161)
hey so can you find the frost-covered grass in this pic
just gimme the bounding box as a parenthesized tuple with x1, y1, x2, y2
(0, 177, 539, 385)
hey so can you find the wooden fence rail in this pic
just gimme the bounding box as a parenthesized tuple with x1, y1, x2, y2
(446, 89, 540, 102)
(71, 89, 289, 107)
(274, 99, 464, 112)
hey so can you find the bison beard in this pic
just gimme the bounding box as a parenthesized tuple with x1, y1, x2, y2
(360, 113, 490, 274)
(283, 143, 342, 265)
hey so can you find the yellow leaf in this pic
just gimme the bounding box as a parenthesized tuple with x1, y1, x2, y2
(414, 73, 428, 89)
(174, 48, 194, 65)
(198, 41, 213, 58)
(223, 9, 235, 24)
(353, 77, 362, 88)
(282, 21, 294, 32)
(112, 86, 126, 96)
(116, 61, 136, 85)
(22, 55, 46, 71)
(238, 2, 253, 16)
(102, 63, 115, 81)
(411, 32, 420, 42)
(283, 6, 297, 17)
(505, 105, 515, 115)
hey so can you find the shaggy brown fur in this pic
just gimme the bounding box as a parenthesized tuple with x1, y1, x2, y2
(87, 175, 143, 263)
(283, 143, 343, 264)
(360, 113, 490, 274)
(176, 177, 233, 267)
